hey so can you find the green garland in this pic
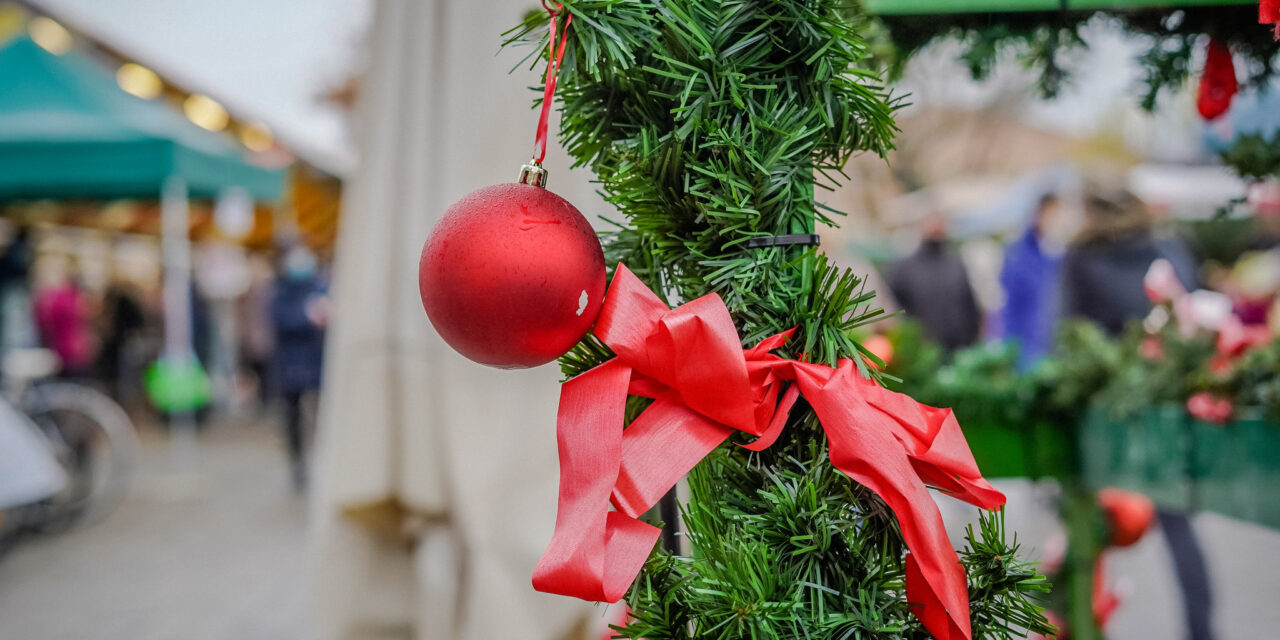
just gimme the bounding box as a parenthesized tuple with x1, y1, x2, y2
(1220, 130, 1280, 182)
(874, 6, 1280, 108)
(504, 1, 1052, 637)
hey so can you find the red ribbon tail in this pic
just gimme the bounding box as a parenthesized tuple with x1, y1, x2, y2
(795, 360, 980, 640)
(612, 395, 734, 516)
(532, 360, 660, 602)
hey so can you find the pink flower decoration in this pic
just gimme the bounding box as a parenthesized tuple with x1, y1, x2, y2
(1144, 259, 1186, 304)
(1187, 392, 1234, 424)
(1140, 336, 1164, 361)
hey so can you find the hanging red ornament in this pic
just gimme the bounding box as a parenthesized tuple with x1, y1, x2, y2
(1263, 0, 1280, 39)
(419, 178, 604, 369)
(1097, 488, 1155, 548)
(1197, 38, 1238, 120)
(418, 3, 600, 369)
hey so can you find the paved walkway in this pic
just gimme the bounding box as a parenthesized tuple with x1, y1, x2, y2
(2, 424, 1279, 639)
(0, 420, 311, 640)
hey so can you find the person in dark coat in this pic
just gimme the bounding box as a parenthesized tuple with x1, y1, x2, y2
(1060, 189, 1197, 334)
(1000, 194, 1063, 369)
(888, 213, 982, 351)
(271, 246, 328, 491)
(1062, 187, 1213, 640)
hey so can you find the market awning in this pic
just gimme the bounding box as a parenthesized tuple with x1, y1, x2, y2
(0, 35, 283, 201)
(867, 0, 1254, 15)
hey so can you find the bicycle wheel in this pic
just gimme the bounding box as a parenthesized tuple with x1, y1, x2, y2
(21, 382, 139, 530)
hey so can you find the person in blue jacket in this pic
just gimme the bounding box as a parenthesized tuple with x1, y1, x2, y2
(1000, 193, 1063, 370)
(271, 245, 328, 492)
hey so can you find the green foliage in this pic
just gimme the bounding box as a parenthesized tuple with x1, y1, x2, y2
(874, 7, 1280, 109)
(506, 1, 1050, 635)
(893, 337, 1038, 429)
(897, 315, 1278, 429)
(1220, 131, 1280, 183)
(1222, 339, 1280, 422)
(1092, 322, 1216, 419)
(508, 0, 898, 367)
(618, 437, 1052, 640)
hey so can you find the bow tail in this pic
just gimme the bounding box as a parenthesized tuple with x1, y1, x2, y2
(794, 361, 975, 640)
(532, 360, 662, 602)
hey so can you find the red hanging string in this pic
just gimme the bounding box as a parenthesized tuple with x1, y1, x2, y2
(533, 2, 572, 164)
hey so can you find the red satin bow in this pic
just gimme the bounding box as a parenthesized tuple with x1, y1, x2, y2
(533, 265, 1005, 640)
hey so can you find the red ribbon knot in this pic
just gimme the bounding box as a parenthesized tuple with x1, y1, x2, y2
(533, 264, 1005, 640)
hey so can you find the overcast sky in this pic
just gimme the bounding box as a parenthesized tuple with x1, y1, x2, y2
(33, 0, 372, 174)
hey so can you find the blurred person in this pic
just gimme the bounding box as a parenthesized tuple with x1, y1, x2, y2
(33, 261, 95, 377)
(1000, 193, 1063, 369)
(239, 253, 277, 408)
(98, 282, 146, 397)
(1060, 189, 1197, 335)
(887, 212, 982, 351)
(1063, 186, 1214, 640)
(271, 246, 328, 491)
(0, 226, 35, 364)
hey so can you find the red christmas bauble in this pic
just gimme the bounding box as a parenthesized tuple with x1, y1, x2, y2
(419, 182, 605, 369)
(1097, 488, 1155, 548)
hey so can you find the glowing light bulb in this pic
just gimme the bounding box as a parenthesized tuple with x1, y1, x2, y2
(183, 94, 229, 132)
(29, 17, 72, 55)
(117, 63, 163, 99)
(239, 122, 275, 152)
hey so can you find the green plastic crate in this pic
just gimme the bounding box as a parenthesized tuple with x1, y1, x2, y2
(962, 419, 1075, 480)
(1080, 405, 1280, 529)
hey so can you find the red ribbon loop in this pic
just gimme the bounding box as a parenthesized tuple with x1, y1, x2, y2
(532, 2, 572, 164)
(533, 264, 1005, 640)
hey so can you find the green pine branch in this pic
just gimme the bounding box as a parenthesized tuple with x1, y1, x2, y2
(503, 1, 1051, 635)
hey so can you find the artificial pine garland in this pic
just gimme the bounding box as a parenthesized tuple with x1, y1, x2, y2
(874, 5, 1280, 109)
(506, 2, 1052, 637)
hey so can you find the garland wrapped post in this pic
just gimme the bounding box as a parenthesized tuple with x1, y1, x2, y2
(507, 2, 1052, 638)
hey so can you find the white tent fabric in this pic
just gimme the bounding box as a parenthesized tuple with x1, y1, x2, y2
(312, 0, 605, 637)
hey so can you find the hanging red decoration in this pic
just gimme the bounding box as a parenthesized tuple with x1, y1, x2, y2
(532, 264, 1006, 640)
(1263, 0, 1280, 38)
(1197, 37, 1238, 120)
(418, 2, 600, 368)
(418, 184, 604, 368)
(1097, 488, 1155, 548)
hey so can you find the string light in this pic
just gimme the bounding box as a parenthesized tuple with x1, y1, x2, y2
(239, 122, 275, 152)
(116, 62, 163, 99)
(183, 94, 229, 132)
(29, 16, 72, 55)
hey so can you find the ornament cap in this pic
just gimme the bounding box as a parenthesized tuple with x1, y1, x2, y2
(519, 162, 549, 188)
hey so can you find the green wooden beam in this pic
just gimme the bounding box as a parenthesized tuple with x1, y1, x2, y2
(867, 0, 1255, 15)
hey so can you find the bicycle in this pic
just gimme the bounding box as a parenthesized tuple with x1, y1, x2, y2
(0, 349, 139, 554)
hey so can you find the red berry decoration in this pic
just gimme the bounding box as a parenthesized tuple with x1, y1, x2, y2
(1097, 488, 1155, 548)
(419, 180, 605, 369)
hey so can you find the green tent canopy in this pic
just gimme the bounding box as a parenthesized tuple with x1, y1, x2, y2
(0, 36, 283, 201)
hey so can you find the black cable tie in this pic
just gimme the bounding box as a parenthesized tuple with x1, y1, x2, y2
(745, 234, 821, 249)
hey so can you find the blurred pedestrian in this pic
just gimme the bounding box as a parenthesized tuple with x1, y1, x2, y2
(887, 213, 982, 351)
(1060, 188, 1197, 334)
(239, 253, 277, 409)
(33, 262, 94, 377)
(271, 246, 328, 491)
(0, 226, 35, 365)
(1000, 193, 1063, 369)
(98, 282, 146, 398)
(1063, 186, 1214, 640)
